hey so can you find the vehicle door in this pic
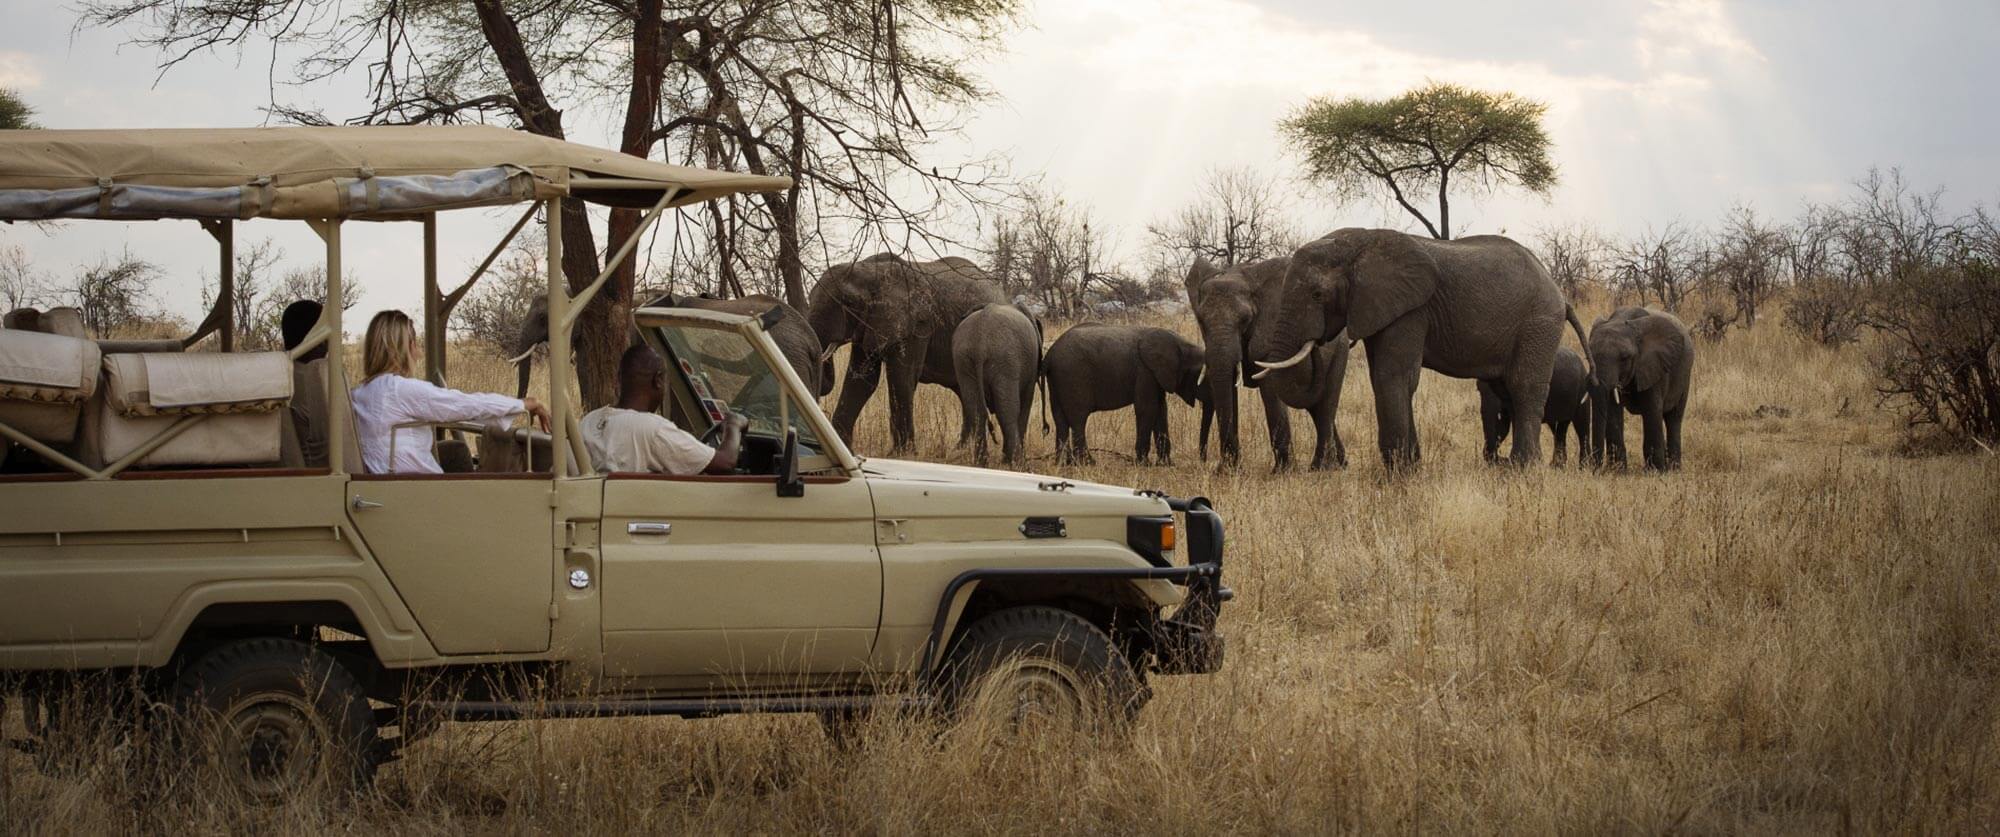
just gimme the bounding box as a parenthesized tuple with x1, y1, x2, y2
(346, 437, 556, 656)
(597, 311, 880, 692)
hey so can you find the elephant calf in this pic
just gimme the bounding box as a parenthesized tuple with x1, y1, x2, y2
(1043, 323, 1206, 466)
(1480, 346, 1590, 466)
(952, 304, 1042, 468)
(1587, 307, 1695, 471)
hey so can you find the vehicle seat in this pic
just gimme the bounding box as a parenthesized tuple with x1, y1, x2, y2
(478, 425, 553, 473)
(87, 351, 292, 468)
(0, 328, 101, 446)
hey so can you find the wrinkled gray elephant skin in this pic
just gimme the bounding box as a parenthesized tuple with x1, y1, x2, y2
(952, 303, 1041, 468)
(1587, 306, 1695, 472)
(1043, 323, 1209, 466)
(1480, 346, 1590, 466)
(1260, 229, 1588, 470)
(806, 253, 1005, 452)
(1186, 256, 1348, 471)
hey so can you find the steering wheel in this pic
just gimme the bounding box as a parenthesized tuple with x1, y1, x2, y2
(699, 420, 726, 448)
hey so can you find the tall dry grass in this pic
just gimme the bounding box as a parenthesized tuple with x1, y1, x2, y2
(4, 304, 1997, 833)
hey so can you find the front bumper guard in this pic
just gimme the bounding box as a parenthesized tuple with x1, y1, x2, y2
(1149, 495, 1229, 675)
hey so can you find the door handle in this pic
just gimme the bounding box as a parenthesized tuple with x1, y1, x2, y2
(351, 496, 384, 511)
(627, 522, 673, 536)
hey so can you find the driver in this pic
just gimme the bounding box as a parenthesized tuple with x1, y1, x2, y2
(582, 344, 748, 475)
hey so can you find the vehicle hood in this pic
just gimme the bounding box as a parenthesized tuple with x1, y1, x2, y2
(860, 458, 1155, 500)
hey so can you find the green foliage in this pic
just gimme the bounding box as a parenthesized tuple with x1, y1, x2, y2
(1279, 81, 1555, 239)
(0, 87, 37, 129)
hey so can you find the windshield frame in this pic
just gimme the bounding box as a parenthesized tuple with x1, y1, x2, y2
(632, 306, 858, 476)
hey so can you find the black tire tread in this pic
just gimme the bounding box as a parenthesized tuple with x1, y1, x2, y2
(943, 605, 1146, 723)
(171, 637, 378, 800)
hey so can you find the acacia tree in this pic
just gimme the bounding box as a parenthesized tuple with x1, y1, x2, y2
(82, 0, 1017, 407)
(1279, 81, 1555, 240)
(0, 88, 33, 129)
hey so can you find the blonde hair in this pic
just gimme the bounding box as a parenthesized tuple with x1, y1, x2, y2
(363, 310, 419, 381)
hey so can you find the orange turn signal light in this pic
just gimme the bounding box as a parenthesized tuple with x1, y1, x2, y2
(1159, 522, 1176, 552)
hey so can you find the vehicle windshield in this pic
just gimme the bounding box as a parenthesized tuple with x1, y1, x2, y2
(649, 322, 823, 453)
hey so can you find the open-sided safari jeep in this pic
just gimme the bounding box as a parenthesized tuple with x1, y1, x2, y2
(0, 126, 1227, 800)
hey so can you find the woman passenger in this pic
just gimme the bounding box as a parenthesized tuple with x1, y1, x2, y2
(350, 310, 551, 474)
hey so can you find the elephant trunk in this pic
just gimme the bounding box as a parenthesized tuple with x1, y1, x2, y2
(1205, 347, 1242, 466)
(1199, 392, 1215, 462)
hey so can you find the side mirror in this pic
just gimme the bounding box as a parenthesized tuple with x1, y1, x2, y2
(777, 427, 805, 498)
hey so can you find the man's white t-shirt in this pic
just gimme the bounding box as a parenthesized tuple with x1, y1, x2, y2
(581, 406, 716, 475)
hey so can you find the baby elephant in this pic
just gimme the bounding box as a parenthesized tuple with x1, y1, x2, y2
(952, 303, 1042, 468)
(1479, 346, 1590, 466)
(1044, 324, 1205, 465)
(1587, 306, 1695, 471)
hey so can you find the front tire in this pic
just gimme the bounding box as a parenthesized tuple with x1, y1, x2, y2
(171, 638, 378, 804)
(940, 606, 1146, 732)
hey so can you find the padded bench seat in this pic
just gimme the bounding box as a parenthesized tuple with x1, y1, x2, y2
(87, 351, 293, 468)
(0, 328, 102, 445)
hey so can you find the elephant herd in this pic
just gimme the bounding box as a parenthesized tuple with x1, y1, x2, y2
(515, 228, 1698, 473)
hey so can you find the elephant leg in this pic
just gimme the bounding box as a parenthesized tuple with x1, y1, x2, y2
(1052, 402, 1075, 465)
(963, 377, 991, 467)
(1074, 413, 1094, 465)
(1666, 403, 1686, 470)
(992, 380, 1024, 466)
(1261, 390, 1294, 472)
(1641, 391, 1667, 472)
(831, 352, 883, 445)
(1364, 320, 1425, 469)
(1133, 379, 1165, 464)
(1478, 382, 1508, 464)
(884, 344, 924, 453)
(1503, 369, 1552, 469)
(1307, 391, 1342, 470)
(1550, 420, 1568, 466)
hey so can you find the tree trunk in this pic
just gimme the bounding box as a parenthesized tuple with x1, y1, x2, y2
(470, 0, 615, 405)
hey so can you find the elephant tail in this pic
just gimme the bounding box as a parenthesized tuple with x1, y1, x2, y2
(1565, 303, 1595, 384)
(1038, 365, 1052, 437)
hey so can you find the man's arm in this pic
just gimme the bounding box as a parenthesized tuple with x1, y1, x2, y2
(702, 411, 751, 474)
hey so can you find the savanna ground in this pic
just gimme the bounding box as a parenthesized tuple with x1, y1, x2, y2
(3, 297, 1997, 833)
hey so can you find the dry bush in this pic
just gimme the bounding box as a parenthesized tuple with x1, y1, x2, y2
(5, 307, 1998, 833)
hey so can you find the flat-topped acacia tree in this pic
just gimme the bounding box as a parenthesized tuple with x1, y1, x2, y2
(1279, 81, 1556, 240)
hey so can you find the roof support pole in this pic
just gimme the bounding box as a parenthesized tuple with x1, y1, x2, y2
(217, 218, 234, 352)
(185, 219, 235, 350)
(309, 217, 348, 475)
(544, 199, 569, 478)
(558, 191, 674, 335)
(422, 213, 444, 384)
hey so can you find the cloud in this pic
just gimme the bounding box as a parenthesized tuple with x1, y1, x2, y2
(1636, 0, 1765, 70)
(0, 51, 42, 89)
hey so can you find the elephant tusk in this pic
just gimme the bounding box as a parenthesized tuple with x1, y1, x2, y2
(817, 343, 841, 364)
(1610, 388, 1621, 407)
(1251, 344, 1314, 380)
(506, 346, 538, 365)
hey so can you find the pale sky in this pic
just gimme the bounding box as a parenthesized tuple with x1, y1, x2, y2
(2, 0, 1995, 326)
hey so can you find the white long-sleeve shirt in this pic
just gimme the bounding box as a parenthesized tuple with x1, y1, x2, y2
(350, 374, 524, 474)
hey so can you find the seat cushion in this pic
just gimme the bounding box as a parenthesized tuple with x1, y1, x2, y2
(0, 329, 99, 446)
(104, 351, 291, 417)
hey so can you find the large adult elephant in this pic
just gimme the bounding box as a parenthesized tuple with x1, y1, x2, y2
(509, 292, 823, 398)
(807, 253, 1005, 451)
(1586, 307, 1694, 471)
(1257, 229, 1587, 469)
(1186, 256, 1348, 471)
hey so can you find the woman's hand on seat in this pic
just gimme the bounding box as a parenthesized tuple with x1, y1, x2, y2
(521, 396, 552, 432)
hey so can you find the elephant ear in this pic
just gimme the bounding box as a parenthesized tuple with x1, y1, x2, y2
(1184, 256, 1220, 309)
(1633, 314, 1688, 392)
(1346, 231, 1438, 340)
(1139, 330, 1184, 394)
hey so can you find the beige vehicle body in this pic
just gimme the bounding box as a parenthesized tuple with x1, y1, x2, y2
(0, 127, 1226, 734)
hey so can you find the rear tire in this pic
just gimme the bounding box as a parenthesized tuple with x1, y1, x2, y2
(941, 606, 1146, 732)
(170, 638, 377, 804)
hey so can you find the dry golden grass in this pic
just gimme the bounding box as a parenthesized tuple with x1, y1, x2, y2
(4, 303, 1998, 833)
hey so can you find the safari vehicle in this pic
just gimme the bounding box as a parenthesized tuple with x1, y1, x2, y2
(0, 126, 1227, 798)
